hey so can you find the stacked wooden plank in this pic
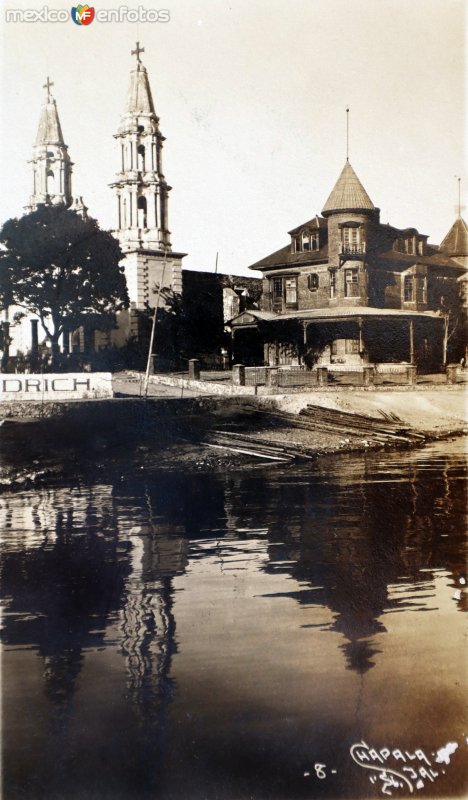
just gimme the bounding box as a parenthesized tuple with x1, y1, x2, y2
(205, 429, 316, 463)
(238, 404, 425, 445)
(297, 404, 425, 444)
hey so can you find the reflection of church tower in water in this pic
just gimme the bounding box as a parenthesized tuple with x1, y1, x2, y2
(116, 493, 188, 718)
(110, 43, 185, 340)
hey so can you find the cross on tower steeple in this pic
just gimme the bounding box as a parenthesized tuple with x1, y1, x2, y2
(43, 76, 54, 101)
(131, 42, 144, 64)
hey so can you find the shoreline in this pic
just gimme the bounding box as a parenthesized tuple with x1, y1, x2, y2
(0, 388, 466, 490)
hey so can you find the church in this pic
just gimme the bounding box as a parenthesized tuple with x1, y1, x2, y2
(230, 161, 467, 371)
(2, 44, 185, 362)
(1, 48, 466, 373)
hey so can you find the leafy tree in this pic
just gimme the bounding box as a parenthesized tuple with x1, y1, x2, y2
(0, 205, 128, 368)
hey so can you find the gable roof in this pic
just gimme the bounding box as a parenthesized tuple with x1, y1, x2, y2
(248, 242, 329, 271)
(322, 161, 376, 216)
(288, 215, 328, 235)
(439, 216, 468, 256)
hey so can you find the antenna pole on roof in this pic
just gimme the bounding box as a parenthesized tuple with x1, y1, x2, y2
(346, 107, 349, 162)
(215, 252, 219, 274)
(456, 175, 461, 217)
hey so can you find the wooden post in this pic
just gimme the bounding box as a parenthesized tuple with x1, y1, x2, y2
(409, 319, 415, 364)
(317, 367, 328, 386)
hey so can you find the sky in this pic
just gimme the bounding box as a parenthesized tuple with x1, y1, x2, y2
(0, 0, 466, 275)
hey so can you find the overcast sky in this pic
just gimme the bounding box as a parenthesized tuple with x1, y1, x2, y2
(0, 0, 466, 275)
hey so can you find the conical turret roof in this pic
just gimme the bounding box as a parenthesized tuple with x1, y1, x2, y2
(439, 216, 468, 256)
(126, 62, 156, 115)
(35, 97, 65, 146)
(322, 161, 375, 216)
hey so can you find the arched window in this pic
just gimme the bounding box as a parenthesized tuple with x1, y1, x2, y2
(137, 144, 145, 172)
(46, 169, 54, 194)
(137, 196, 147, 228)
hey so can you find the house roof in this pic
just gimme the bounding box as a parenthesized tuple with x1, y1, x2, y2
(375, 248, 466, 272)
(288, 215, 328, 235)
(230, 306, 442, 327)
(439, 216, 468, 256)
(249, 243, 329, 271)
(322, 161, 376, 216)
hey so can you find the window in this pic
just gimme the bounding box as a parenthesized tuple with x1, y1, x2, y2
(308, 273, 319, 291)
(285, 277, 298, 306)
(137, 144, 145, 172)
(345, 339, 360, 354)
(406, 238, 414, 255)
(329, 270, 336, 299)
(331, 340, 338, 355)
(344, 268, 359, 297)
(417, 240, 425, 256)
(46, 169, 54, 194)
(137, 196, 147, 228)
(342, 226, 361, 253)
(272, 277, 283, 299)
(404, 276, 414, 302)
(293, 231, 319, 252)
(416, 276, 427, 304)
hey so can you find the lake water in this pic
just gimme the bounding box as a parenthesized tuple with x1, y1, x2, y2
(1, 436, 467, 799)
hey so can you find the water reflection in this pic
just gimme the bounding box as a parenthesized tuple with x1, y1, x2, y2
(1, 439, 466, 799)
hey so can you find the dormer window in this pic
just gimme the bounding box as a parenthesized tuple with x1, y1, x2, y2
(293, 230, 320, 253)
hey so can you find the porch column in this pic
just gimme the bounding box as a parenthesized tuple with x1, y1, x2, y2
(358, 317, 363, 353)
(302, 321, 308, 345)
(409, 319, 415, 364)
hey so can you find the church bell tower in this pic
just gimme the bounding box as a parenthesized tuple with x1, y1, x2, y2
(111, 43, 185, 311)
(26, 77, 73, 211)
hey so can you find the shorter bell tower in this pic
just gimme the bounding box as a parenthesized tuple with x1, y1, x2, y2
(26, 77, 73, 211)
(111, 43, 185, 317)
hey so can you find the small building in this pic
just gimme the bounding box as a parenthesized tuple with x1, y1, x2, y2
(181, 270, 261, 368)
(230, 161, 466, 371)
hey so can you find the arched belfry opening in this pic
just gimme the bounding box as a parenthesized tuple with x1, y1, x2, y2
(137, 196, 147, 229)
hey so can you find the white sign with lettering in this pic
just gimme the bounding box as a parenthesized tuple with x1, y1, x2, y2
(0, 373, 113, 401)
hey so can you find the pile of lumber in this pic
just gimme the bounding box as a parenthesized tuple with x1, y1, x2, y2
(205, 429, 316, 463)
(297, 404, 425, 444)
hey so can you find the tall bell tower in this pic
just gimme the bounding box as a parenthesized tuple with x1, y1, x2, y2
(111, 43, 185, 311)
(26, 77, 73, 211)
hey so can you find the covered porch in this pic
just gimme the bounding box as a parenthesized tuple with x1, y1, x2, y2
(230, 307, 444, 374)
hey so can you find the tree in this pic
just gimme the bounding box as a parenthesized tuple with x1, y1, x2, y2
(0, 205, 128, 368)
(429, 274, 465, 366)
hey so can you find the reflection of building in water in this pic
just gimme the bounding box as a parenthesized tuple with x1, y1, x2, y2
(0, 484, 126, 707)
(0, 485, 117, 552)
(245, 451, 468, 674)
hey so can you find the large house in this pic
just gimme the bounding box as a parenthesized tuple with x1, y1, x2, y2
(230, 161, 466, 370)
